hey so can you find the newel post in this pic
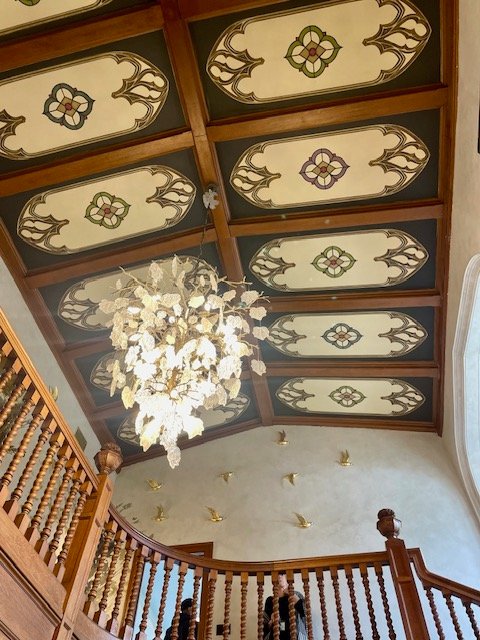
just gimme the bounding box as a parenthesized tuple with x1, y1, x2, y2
(52, 442, 123, 640)
(377, 509, 430, 640)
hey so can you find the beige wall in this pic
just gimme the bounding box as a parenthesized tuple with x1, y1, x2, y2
(114, 425, 480, 589)
(0, 258, 100, 463)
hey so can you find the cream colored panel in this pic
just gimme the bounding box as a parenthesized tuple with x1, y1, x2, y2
(0, 0, 113, 36)
(58, 256, 213, 331)
(250, 229, 428, 291)
(276, 377, 425, 416)
(117, 394, 250, 446)
(207, 0, 431, 103)
(0, 52, 168, 160)
(267, 311, 427, 357)
(17, 166, 196, 254)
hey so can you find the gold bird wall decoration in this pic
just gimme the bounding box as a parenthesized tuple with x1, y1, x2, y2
(206, 506, 224, 522)
(339, 450, 352, 466)
(294, 513, 312, 528)
(153, 506, 167, 522)
(147, 479, 163, 491)
(219, 471, 234, 483)
(284, 473, 299, 485)
(48, 385, 59, 401)
(277, 430, 289, 446)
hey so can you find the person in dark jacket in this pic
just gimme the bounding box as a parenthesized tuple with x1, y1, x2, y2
(164, 598, 198, 640)
(263, 573, 306, 640)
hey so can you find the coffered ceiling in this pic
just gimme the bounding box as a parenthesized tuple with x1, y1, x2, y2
(0, 0, 456, 466)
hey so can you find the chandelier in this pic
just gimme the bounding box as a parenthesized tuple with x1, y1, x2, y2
(100, 234, 269, 468)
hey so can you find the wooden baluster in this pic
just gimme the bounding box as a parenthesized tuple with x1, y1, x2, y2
(0, 360, 18, 396)
(286, 570, 297, 640)
(423, 586, 445, 639)
(374, 562, 397, 640)
(84, 519, 116, 618)
(188, 566, 202, 640)
(223, 571, 233, 640)
(464, 602, 480, 639)
(106, 537, 138, 636)
(300, 569, 313, 640)
(25, 435, 68, 545)
(315, 568, 330, 640)
(121, 545, 149, 640)
(345, 565, 362, 640)
(15, 426, 60, 532)
(257, 572, 265, 640)
(330, 567, 346, 640)
(271, 571, 280, 640)
(154, 557, 174, 640)
(444, 593, 464, 639)
(136, 551, 161, 640)
(54, 479, 92, 580)
(0, 387, 34, 462)
(36, 446, 76, 557)
(359, 563, 380, 640)
(240, 572, 248, 640)
(0, 400, 45, 510)
(170, 561, 188, 640)
(205, 570, 218, 640)
(44, 467, 85, 570)
(95, 526, 125, 627)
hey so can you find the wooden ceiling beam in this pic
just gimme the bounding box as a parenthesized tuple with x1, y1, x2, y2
(24, 227, 217, 288)
(179, 0, 288, 20)
(273, 416, 435, 432)
(0, 131, 194, 198)
(207, 87, 448, 142)
(266, 362, 439, 379)
(160, 0, 274, 426)
(266, 291, 441, 313)
(0, 5, 164, 73)
(230, 202, 443, 237)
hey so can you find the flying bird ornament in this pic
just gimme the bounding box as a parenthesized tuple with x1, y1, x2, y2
(277, 430, 289, 446)
(147, 479, 163, 491)
(206, 506, 224, 522)
(294, 513, 312, 528)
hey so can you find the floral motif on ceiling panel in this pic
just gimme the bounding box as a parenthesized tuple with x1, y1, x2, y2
(0, 52, 168, 160)
(207, 0, 431, 103)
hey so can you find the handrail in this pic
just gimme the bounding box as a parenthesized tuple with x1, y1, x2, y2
(410, 547, 480, 603)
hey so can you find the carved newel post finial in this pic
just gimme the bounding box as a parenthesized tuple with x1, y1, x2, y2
(376, 508, 402, 539)
(94, 442, 123, 475)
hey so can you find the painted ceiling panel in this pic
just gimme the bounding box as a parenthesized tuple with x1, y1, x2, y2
(17, 165, 196, 254)
(266, 311, 427, 358)
(207, 0, 431, 104)
(0, 52, 168, 160)
(250, 229, 427, 291)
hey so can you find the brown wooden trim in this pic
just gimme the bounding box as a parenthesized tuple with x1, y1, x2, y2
(267, 291, 442, 313)
(179, 0, 289, 20)
(207, 87, 448, 142)
(0, 131, 194, 198)
(265, 362, 439, 379)
(230, 202, 443, 237)
(63, 339, 114, 362)
(24, 228, 217, 288)
(273, 416, 435, 432)
(0, 5, 164, 74)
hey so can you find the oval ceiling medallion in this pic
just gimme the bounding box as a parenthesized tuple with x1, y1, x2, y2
(17, 166, 196, 254)
(207, 0, 431, 104)
(58, 256, 213, 331)
(267, 311, 427, 358)
(230, 125, 429, 209)
(0, 52, 168, 160)
(276, 377, 425, 416)
(250, 229, 428, 291)
(117, 394, 250, 447)
(1, 0, 114, 37)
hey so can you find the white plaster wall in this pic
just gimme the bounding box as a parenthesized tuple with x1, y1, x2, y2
(0, 257, 100, 463)
(443, 1, 480, 467)
(114, 425, 480, 589)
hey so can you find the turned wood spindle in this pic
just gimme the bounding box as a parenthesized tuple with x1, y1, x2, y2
(240, 572, 248, 640)
(330, 567, 346, 640)
(154, 557, 173, 640)
(300, 569, 314, 640)
(0, 361, 17, 395)
(345, 565, 362, 640)
(316, 568, 330, 640)
(188, 567, 202, 640)
(257, 573, 265, 640)
(0, 392, 34, 463)
(84, 519, 116, 616)
(272, 572, 280, 640)
(374, 562, 397, 640)
(55, 480, 91, 576)
(170, 561, 188, 640)
(95, 528, 125, 627)
(444, 593, 464, 639)
(205, 570, 218, 640)
(463, 602, 480, 639)
(286, 572, 297, 640)
(424, 587, 445, 640)
(137, 552, 161, 638)
(223, 571, 233, 640)
(122, 546, 148, 635)
(106, 537, 137, 635)
(359, 563, 380, 640)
